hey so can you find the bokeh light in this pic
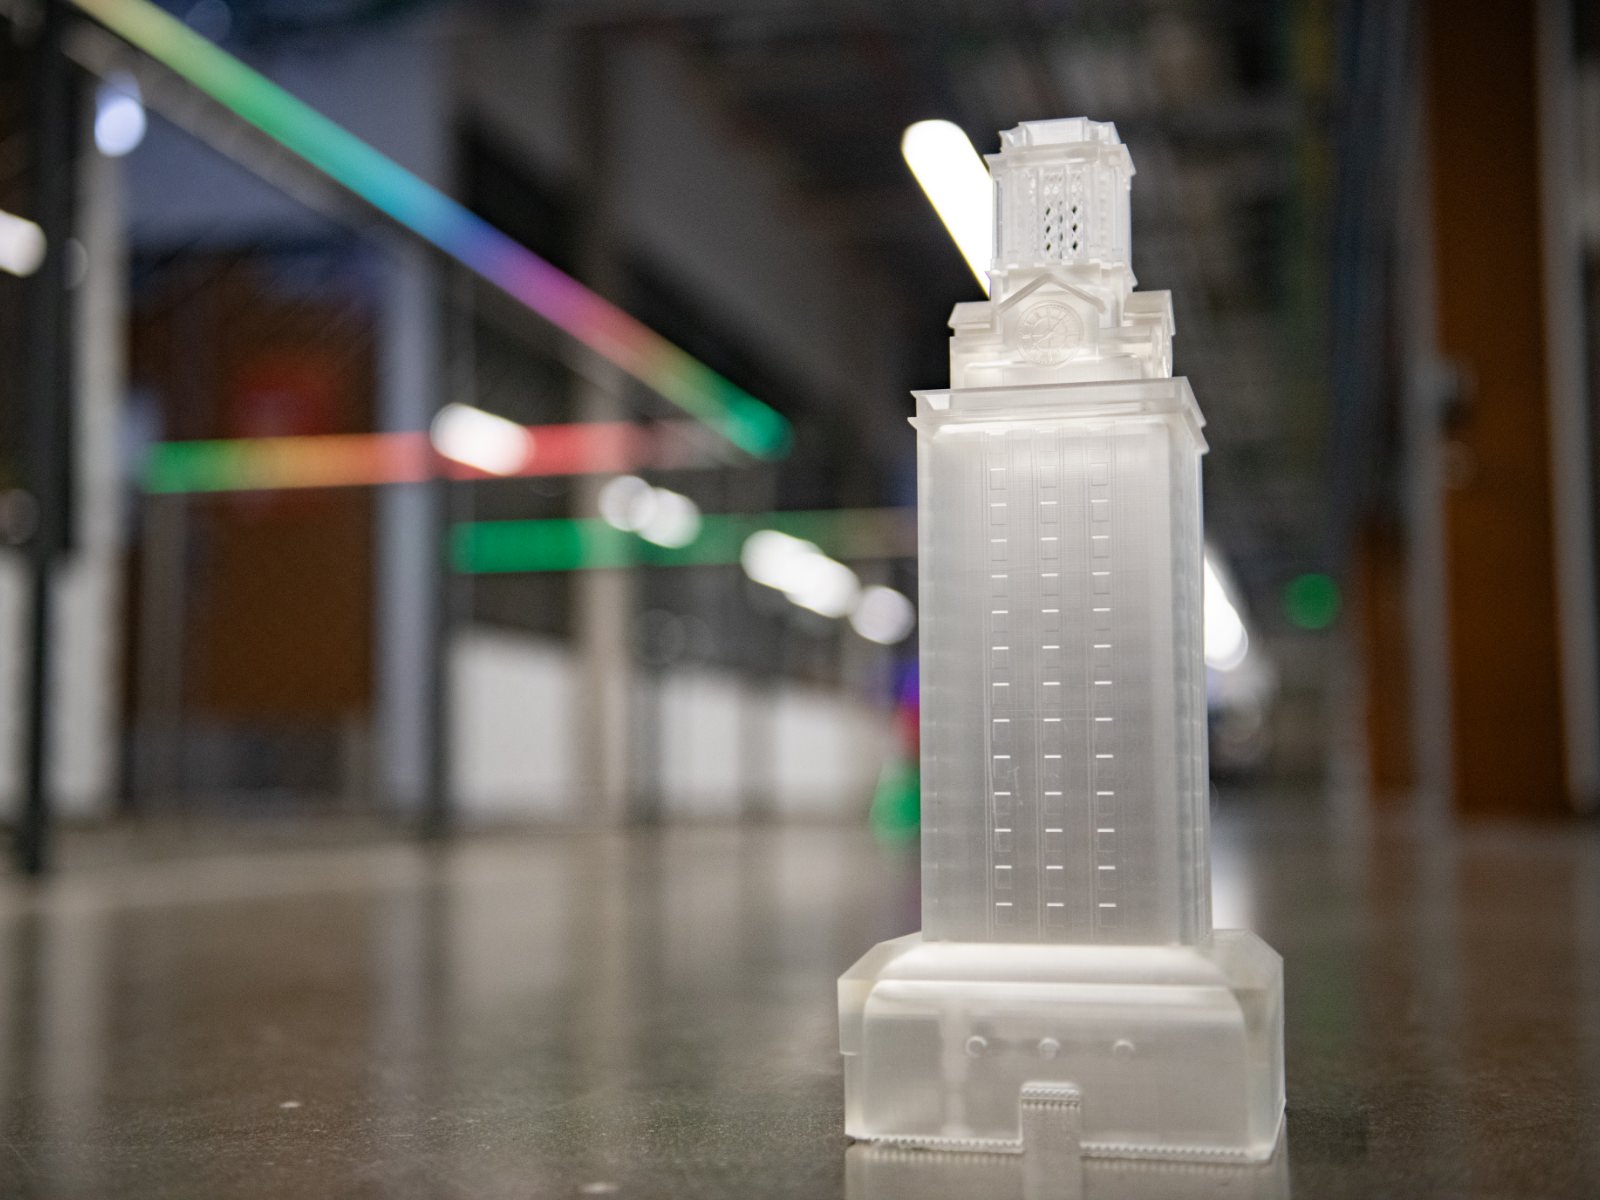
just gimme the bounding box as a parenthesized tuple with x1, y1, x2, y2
(1283, 573, 1341, 631)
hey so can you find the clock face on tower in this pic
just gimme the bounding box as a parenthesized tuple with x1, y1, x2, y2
(1017, 300, 1085, 365)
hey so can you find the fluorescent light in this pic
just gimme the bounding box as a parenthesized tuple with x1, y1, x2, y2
(637, 488, 701, 548)
(429, 403, 533, 476)
(1203, 553, 1249, 672)
(0, 209, 46, 278)
(901, 119, 993, 294)
(94, 72, 147, 157)
(850, 586, 916, 645)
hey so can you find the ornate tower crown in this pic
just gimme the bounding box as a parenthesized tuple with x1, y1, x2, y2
(950, 118, 1171, 389)
(989, 117, 1134, 284)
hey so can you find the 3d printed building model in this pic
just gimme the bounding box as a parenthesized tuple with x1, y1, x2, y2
(839, 119, 1284, 1163)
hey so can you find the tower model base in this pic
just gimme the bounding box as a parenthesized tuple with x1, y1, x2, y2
(839, 931, 1284, 1163)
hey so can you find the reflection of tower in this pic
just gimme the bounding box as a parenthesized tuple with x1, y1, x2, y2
(841, 120, 1283, 1166)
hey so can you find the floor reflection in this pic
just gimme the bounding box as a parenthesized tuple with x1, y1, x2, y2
(0, 808, 1596, 1196)
(845, 1131, 1290, 1200)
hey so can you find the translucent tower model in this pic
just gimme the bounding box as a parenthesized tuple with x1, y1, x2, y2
(840, 119, 1284, 1164)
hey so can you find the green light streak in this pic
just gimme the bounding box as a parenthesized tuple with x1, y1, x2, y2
(143, 439, 253, 494)
(453, 509, 915, 574)
(869, 757, 921, 845)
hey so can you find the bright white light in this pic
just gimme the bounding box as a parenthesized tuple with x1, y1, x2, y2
(901, 119, 993, 294)
(850, 586, 916, 645)
(598, 475, 655, 531)
(599, 477, 701, 547)
(1203, 553, 1249, 672)
(741, 530, 816, 589)
(740, 530, 860, 619)
(638, 488, 701, 548)
(788, 555, 860, 618)
(0, 209, 45, 278)
(429, 403, 533, 475)
(94, 73, 147, 158)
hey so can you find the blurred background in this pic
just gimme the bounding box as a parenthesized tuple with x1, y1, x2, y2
(2, 0, 1596, 850)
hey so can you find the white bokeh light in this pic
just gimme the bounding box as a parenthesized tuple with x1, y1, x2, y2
(741, 530, 860, 619)
(786, 555, 860, 618)
(429, 403, 533, 476)
(849, 585, 916, 645)
(741, 530, 815, 589)
(0, 209, 45, 278)
(600, 477, 701, 548)
(94, 73, 147, 158)
(598, 475, 655, 531)
(1203, 553, 1249, 672)
(637, 488, 701, 548)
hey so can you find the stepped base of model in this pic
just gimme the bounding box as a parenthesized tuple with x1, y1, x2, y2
(839, 930, 1284, 1163)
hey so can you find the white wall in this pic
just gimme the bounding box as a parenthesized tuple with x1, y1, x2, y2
(658, 667, 746, 818)
(769, 685, 897, 818)
(450, 628, 577, 821)
(451, 628, 893, 823)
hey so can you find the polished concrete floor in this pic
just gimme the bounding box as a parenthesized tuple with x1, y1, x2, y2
(0, 798, 1596, 1198)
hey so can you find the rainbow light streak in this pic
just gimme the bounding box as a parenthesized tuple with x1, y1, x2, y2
(72, 0, 791, 460)
(143, 421, 681, 493)
(455, 510, 916, 574)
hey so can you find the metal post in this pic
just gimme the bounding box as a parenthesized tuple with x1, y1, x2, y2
(419, 467, 452, 840)
(374, 243, 450, 835)
(16, 0, 78, 875)
(418, 269, 477, 840)
(570, 31, 637, 825)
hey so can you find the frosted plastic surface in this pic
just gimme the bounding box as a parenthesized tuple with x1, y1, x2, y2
(840, 932, 1283, 1160)
(840, 118, 1284, 1164)
(915, 380, 1209, 945)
